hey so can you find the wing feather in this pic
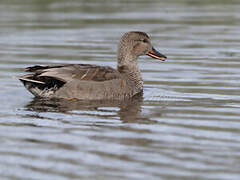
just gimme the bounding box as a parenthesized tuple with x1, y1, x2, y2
(21, 64, 121, 84)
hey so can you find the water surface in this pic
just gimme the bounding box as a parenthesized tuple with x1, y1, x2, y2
(1, 0, 240, 180)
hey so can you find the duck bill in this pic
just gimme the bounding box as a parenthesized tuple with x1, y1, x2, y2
(146, 47, 167, 61)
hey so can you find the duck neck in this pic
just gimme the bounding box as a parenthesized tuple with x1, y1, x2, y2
(117, 56, 143, 91)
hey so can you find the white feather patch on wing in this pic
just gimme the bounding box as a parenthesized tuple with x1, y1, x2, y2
(19, 77, 45, 84)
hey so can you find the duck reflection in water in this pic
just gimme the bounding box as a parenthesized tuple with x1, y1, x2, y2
(24, 93, 154, 123)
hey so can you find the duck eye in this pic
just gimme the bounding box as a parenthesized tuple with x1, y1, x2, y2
(136, 39, 148, 43)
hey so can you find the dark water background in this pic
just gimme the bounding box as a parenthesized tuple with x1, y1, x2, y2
(0, 0, 240, 179)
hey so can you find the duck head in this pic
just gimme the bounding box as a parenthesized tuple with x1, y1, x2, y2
(117, 31, 167, 66)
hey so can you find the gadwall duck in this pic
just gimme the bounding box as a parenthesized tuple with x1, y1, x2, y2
(19, 31, 167, 100)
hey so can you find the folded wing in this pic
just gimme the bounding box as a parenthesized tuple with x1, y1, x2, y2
(19, 64, 121, 97)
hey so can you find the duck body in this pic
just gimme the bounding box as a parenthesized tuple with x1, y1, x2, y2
(19, 31, 167, 100)
(20, 64, 142, 100)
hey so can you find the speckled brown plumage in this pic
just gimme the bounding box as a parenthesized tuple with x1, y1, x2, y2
(19, 31, 167, 100)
